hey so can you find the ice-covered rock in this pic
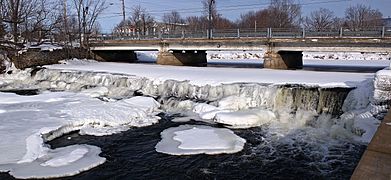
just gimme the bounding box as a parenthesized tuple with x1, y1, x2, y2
(155, 125, 246, 155)
(214, 109, 276, 128)
(373, 68, 391, 103)
(218, 96, 250, 111)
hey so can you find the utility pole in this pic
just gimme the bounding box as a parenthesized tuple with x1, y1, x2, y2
(254, 20, 257, 32)
(121, 0, 126, 23)
(208, 0, 215, 39)
(63, 0, 69, 46)
(82, 5, 88, 47)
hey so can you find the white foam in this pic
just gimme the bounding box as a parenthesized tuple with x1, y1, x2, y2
(155, 125, 246, 155)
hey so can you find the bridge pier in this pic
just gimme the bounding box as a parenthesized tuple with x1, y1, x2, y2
(91, 50, 137, 62)
(157, 50, 207, 66)
(263, 51, 303, 70)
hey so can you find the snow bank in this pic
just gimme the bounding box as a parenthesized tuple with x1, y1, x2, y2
(304, 52, 391, 61)
(155, 125, 246, 155)
(24, 42, 63, 52)
(0, 91, 161, 178)
(208, 50, 263, 60)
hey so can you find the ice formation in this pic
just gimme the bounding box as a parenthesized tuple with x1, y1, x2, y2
(155, 125, 246, 155)
(0, 58, 389, 178)
(0, 91, 161, 178)
(214, 109, 276, 129)
(0, 145, 105, 179)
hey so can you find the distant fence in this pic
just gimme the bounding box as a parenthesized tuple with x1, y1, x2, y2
(91, 27, 391, 41)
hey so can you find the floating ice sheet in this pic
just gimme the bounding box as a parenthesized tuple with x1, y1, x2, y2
(155, 125, 246, 155)
(1, 145, 105, 179)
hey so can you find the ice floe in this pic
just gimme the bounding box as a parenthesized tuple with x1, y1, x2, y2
(0, 145, 105, 179)
(155, 125, 246, 155)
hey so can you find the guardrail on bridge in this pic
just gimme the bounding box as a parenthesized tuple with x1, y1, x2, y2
(91, 27, 391, 41)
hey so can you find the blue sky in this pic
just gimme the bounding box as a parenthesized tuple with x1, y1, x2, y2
(98, 0, 391, 32)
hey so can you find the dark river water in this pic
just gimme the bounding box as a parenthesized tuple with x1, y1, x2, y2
(0, 113, 366, 180)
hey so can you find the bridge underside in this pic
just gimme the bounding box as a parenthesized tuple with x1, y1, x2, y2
(264, 51, 303, 70)
(91, 50, 137, 62)
(157, 50, 207, 66)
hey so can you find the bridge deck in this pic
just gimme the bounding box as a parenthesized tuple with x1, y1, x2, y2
(90, 38, 391, 52)
(351, 110, 391, 180)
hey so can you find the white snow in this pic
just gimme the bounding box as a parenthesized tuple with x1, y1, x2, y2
(303, 52, 391, 61)
(137, 50, 391, 62)
(40, 147, 89, 167)
(303, 59, 390, 67)
(46, 60, 374, 88)
(155, 125, 246, 155)
(1, 145, 105, 179)
(214, 109, 276, 129)
(24, 42, 63, 52)
(0, 50, 389, 178)
(0, 91, 160, 178)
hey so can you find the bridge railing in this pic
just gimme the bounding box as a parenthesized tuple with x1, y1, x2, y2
(90, 26, 391, 42)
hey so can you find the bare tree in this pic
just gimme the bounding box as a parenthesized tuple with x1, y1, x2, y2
(162, 11, 185, 33)
(214, 16, 235, 29)
(186, 16, 207, 31)
(72, 0, 107, 47)
(129, 5, 154, 36)
(113, 19, 132, 35)
(345, 4, 383, 30)
(268, 0, 301, 28)
(304, 8, 335, 31)
(0, 0, 5, 38)
(238, 9, 271, 29)
(130, 5, 142, 34)
(1, 0, 40, 44)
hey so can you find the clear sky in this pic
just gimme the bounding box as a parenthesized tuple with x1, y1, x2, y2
(98, 0, 391, 32)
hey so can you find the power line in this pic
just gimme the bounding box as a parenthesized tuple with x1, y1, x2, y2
(98, 0, 352, 20)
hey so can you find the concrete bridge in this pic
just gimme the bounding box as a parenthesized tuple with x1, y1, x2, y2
(89, 37, 391, 69)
